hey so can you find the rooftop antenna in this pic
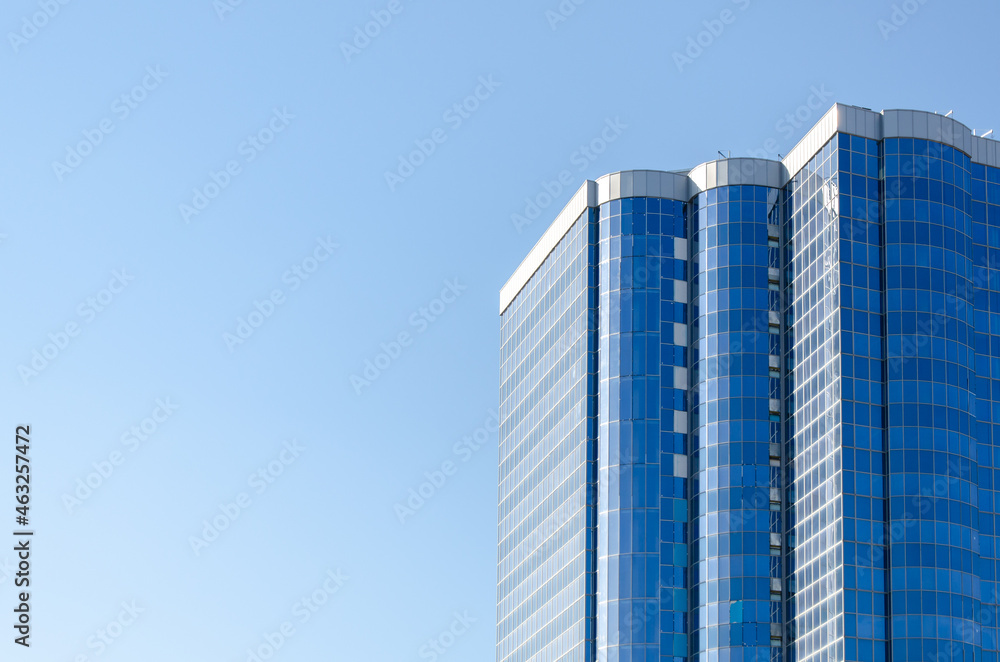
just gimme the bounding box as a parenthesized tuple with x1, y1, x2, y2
(983, 130, 995, 139)
(945, 110, 954, 117)
(718, 150, 731, 159)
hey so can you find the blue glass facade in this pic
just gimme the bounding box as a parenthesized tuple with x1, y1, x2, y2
(784, 139, 847, 662)
(691, 185, 784, 662)
(882, 137, 980, 662)
(838, 135, 887, 662)
(499, 105, 1000, 662)
(596, 197, 688, 662)
(499, 210, 598, 662)
(971, 158, 1000, 662)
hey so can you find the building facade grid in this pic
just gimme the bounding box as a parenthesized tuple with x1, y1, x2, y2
(498, 104, 1000, 662)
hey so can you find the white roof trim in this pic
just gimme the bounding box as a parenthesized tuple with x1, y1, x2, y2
(500, 104, 1000, 315)
(499, 181, 595, 315)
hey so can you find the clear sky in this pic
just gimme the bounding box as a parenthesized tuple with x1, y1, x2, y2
(0, 0, 997, 659)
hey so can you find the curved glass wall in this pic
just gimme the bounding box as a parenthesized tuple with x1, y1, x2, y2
(690, 184, 784, 662)
(883, 137, 981, 662)
(499, 110, 1000, 662)
(597, 196, 689, 662)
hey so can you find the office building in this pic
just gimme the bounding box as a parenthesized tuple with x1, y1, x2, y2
(498, 104, 1000, 662)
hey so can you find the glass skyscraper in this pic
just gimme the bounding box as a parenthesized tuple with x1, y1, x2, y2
(498, 104, 1000, 662)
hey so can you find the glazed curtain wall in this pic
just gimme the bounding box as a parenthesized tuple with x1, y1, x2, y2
(499, 130, 1000, 662)
(689, 184, 784, 662)
(835, 134, 888, 662)
(499, 210, 599, 662)
(597, 197, 689, 662)
(883, 137, 980, 662)
(971, 160, 1000, 662)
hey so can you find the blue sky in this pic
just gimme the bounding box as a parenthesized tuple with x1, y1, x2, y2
(0, 0, 996, 659)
